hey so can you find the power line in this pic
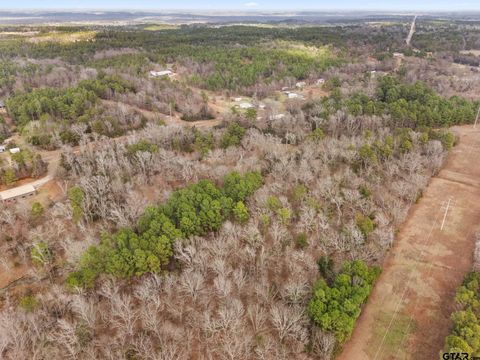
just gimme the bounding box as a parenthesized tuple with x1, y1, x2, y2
(373, 206, 443, 360)
(474, 106, 480, 128)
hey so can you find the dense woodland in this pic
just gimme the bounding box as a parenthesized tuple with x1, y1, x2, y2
(0, 19, 479, 359)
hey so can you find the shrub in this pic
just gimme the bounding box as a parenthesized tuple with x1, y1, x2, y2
(233, 201, 249, 223)
(317, 255, 335, 284)
(358, 186, 372, 199)
(358, 144, 377, 166)
(267, 195, 282, 211)
(245, 108, 257, 122)
(223, 171, 263, 203)
(292, 184, 307, 202)
(295, 232, 308, 249)
(31, 202, 44, 218)
(356, 213, 375, 237)
(277, 207, 291, 225)
(19, 295, 39, 312)
(193, 130, 215, 157)
(308, 128, 325, 142)
(2, 168, 16, 186)
(432, 130, 456, 150)
(31, 242, 52, 266)
(220, 122, 247, 149)
(126, 140, 158, 156)
(68, 186, 85, 223)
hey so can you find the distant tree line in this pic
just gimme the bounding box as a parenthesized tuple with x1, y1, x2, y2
(345, 76, 478, 128)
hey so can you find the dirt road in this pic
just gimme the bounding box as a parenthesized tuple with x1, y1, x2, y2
(338, 125, 480, 360)
(406, 15, 417, 46)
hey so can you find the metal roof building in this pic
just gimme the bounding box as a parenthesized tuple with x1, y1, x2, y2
(149, 70, 174, 77)
(0, 184, 36, 203)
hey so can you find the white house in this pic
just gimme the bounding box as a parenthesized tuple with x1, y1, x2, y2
(0, 100, 5, 109)
(288, 93, 300, 99)
(269, 113, 286, 120)
(296, 81, 306, 88)
(239, 102, 253, 109)
(234, 97, 243, 102)
(9, 147, 20, 154)
(316, 78, 325, 85)
(149, 70, 174, 78)
(0, 145, 5, 153)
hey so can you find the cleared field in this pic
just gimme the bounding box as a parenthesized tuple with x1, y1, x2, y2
(27, 30, 96, 43)
(460, 50, 480, 56)
(144, 24, 179, 30)
(338, 125, 480, 360)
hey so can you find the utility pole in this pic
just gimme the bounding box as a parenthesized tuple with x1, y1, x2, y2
(475, 105, 480, 128)
(441, 198, 452, 231)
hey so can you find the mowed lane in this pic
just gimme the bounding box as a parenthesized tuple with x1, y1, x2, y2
(338, 125, 480, 360)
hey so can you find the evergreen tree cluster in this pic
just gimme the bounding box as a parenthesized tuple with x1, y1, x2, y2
(66, 171, 263, 289)
(6, 74, 134, 128)
(308, 260, 381, 346)
(443, 272, 480, 356)
(346, 76, 478, 128)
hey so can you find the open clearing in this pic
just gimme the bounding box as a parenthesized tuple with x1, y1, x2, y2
(338, 125, 480, 360)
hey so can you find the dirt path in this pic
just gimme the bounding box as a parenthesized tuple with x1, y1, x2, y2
(338, 125, 480, 360)
(406, 15, 417, 46)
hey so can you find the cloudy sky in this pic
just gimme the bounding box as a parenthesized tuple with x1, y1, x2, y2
(1, 0, 479, 11)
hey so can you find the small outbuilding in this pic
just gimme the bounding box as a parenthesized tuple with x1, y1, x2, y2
(0, 145, 5, 153)
(0, 100, 5, 109)
(9, 147, 20, 154)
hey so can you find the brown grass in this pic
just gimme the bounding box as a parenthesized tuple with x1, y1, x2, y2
(338, 125, 480, 360)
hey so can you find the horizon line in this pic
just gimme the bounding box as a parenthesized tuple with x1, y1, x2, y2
(1, 8, 480, 13)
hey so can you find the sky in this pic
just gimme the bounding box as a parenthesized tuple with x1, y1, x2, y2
(1, 0, 480, 11)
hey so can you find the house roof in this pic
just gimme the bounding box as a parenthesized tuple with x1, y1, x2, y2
(150, 70, 173, 77)
(0, 184, 36, 201)
(239, 102, 253, 109)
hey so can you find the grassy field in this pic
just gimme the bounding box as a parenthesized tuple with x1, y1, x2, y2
(144, 24, 179, 31)
(27, 30, 97, 43)
(367, 311, 416, 359)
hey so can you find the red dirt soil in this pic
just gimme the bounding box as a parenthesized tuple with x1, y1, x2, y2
(338, 125, 480, 360)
